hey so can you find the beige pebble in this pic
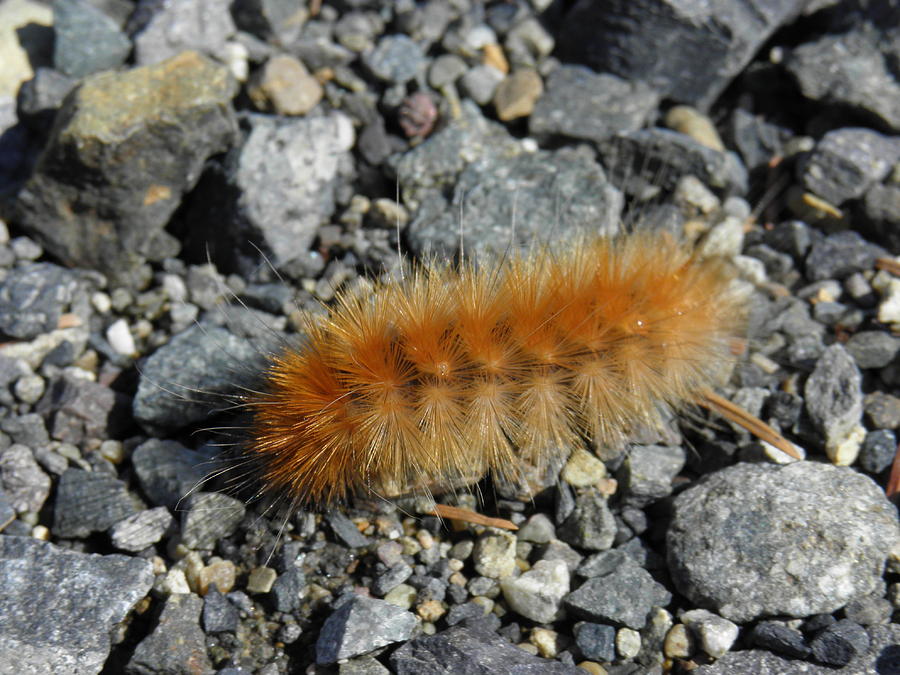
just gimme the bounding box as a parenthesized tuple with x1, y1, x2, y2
(664, 623, 695, 659)
(665, 105, 725, 152)
(494, 69, 543, 121)
(199, 559, 237, 595)
(246, 566, 278, 594)
(529, 628, 560, 658)
(248, 55, 323, 116)
(416, 599, 446, 622)
(562, 448, 607, 487)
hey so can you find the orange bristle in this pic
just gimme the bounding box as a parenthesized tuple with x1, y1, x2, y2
(245, 231, 745, 506)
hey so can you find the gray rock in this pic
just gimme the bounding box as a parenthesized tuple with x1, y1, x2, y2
(131, 439, 213, 509)
(0, 444, 50, 514)
(805, 231, 886, 282)
(749, 620, 811, 659)
(537, 538, 584, 574)
(0, 537, 153, 674)
(316, 596, 417, 664)
(53, 468, 141, 539)
(800, 128, 900, 205)
(564, 555, 671, 629)
(500, 559, 570, 623)
(270, 566, 305, 613)
(860, 430, 896, 474)
(786, 17, 900, 132)
(127, 593, 212, 674)
(810, 619, 870, 667)
(845, 331, 900, 369)
(531, 65, 659, 144)
(458, 64, 505, 105)
(133, 324, 265, 437)
(407, 145, 622, 262)
(202, 585, 239, 633)
(231, 0, 305, 43)
(843, 595, 892, 626)
(36, 374, 131, 444)
(517, 513, 555, 544)
(16, 67, 76, 132)
(109, 506, 175, 552)
(574, 622, 617, 662)
(325, 510, 370, 548)
(556, 0, 807, 109)
(667, 462, 900, 623)
(390, 625, 582, 674)
(0, 263, 78, 339)
(53, 0, 130, 78)
(14, 51, 237, 288)
(363, 34, 425, 84)
(804, 344, 863, 451)
(599, 128, 748, 197)
(865, 392, 900, 430)
(130, 0, 236, 66)
(860, 183, 900, 253)
(183, 112, 354, 277)
(0, 413, 50, 449)
(557, 487, 617, 551)
(373, 561, 413, 596)
(179, 491, 245, 550)
(619, 444, 686, 507)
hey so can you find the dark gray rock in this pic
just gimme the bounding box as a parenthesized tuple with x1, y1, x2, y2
(36, 373, 131, 444)
(53, 468, 141, 539)
(574, 622, 617, 662)
(860, 183, 900, 253)
(130, 0, 236, 65)
(0, 413, 50, 449)
(390, 625, 582, 674)
(231, 0, 304, 43)
(563, 555, 671, 629)
(786, 15, 900, 132)
(557, 487, 617, 551)
(131, 439, 213, 509)
(0, 263, 78, 339)
(667, 462, 900, 623)
(845, 330, 900, 369)
(800, 128, 900, 204)
(556, 0, 807, 109)
(599, 128, 748, 197)
(727, 108, 791, 172)
(0, 537, 153, 674)
(804, 344, 863, 451)
(407, 145, 622, 262)
(109, 506, 175, 552)
(127, 593, 212, 674)
(14, 51, 237, 287)
(810, 619, 869, 667)
(530, 65, 659, 144)
(748, 621, 811, 659)
(363, 34, 425, 84)
(132, 324, 265, 436)
(325, 510, 369, 548)
(15, 67, 76, 132)
(445, 602, 483, 626)
(0, 444, 50, 514)
(860, 430, 896, 474)
(183, 112, 354, 277)
(203, 585, 239, 633)
(619, 444, 686, 507)
(53, 0, 130, 78)
(373, 561, 413, 596)
(316, 596, 417, 664)
(270, 566, 305, 613)
(805, 231, 886, 282)
(179, 491, 245, 550)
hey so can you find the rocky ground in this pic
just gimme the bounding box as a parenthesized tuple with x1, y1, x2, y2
(0, 0, 900, 673)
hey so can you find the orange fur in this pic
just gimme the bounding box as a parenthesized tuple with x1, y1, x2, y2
(246, 233, 744, 505)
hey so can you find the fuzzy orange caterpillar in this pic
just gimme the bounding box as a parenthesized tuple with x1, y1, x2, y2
(245, 232, 746, 506)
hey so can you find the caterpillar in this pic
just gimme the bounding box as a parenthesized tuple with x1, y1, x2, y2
(239, 230, 758, 509)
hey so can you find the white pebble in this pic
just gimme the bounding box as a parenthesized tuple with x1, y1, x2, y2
(681, 609, 739, 659)
(878, 278, 900, 325)
(825, 423, 866, 466)
(616, 628, 641, 659)
(91, 292, 112, 314)
(14, 374, 45, 404)
(106, 319, 137, 356)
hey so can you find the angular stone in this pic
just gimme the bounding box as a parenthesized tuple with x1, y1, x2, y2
(53, 468, 141, 539)
(53, 0, 130, 78)
(14, 51, 237, 287)
(0, 537, 153, 674)
(180, 491, 246, 550)
(668, 462, 900, 623)
(127, 593, 212, 674)
(316, 596, 417, 664)
(0, 263, 78, 339)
